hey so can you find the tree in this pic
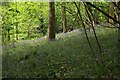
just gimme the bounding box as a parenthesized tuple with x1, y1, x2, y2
(15, 2, 19, 40)
(93, 2, 99, 24)
(48, 1, 56, 41)
(118, 2, 120, 53)
(86, 2, 120, 24)
(61, 3, 67, 33)
(86, 3, 95, 26)
(39, 3, 46, 36)
(2, 2, 11, 42)
(109, 2, 116, 24)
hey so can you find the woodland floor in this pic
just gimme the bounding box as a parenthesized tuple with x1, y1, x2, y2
(2, 26, 120, 78)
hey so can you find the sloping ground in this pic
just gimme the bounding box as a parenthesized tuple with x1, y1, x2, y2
(0, 56, 1, 80)
(2, 27, 120, 78)
(2, 29, 83, 49)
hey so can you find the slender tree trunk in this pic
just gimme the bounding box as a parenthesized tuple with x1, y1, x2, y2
(48, 1, 56, 41)
(86, 2, 120, 25)
(109, 2, 115, 24)
(8, 29, 10, 41)
(27, 26, 30, 38)
(93, 2, 99, 24)
(16, 22, 18, 40)
(61, 3, 67, 33)
(118, 2, 120, 53)
(2, 2, 8, 42)
(85, 2, 103, 65)
(87, 3, 95, 27)
(2, 24, 6, 43)
(39, 3, 45, 36)
(15, 2, 18, 40)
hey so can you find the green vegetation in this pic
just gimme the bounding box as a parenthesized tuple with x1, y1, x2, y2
(1, 2, 110, 43)
(1, 1, 120, 79)
(2, 27, 120, 78)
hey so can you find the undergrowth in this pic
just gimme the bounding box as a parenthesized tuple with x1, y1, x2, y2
(2, 27, 120, 78)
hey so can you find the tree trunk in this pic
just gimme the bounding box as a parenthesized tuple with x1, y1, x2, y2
(27, 26, 30, 38)
(61, 3, 67, 33)
(93, 2, 99, 24)
(16, 2, 18, 40)
(87, 3, 95, 27)
(16, 22, 18, 40)
(109, 2, 116, 24)
(48, 1, 56, 41)
(86, 2, 120, 24)
(2, 24, 6, 43)
(8, 29, 10, 41)
(118, 2, 120, 53)
(39, 3, 45, 36)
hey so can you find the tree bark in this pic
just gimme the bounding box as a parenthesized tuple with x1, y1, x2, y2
(84, 2, 103, 65)
(61, 3, 67, 33)
(93, 2, 99, 24)
(48, 1, 56, 41)
(16, 2, 18, 40)
(86, 3, 95, 26)
(27, 25, 30, 38)
(118, 2, 120, 53)
(109, 2, 116, 24)
(86, 2, 120, 25)
(7, 28, 10, 41)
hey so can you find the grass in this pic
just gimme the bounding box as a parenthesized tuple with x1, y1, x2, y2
(2, 27, 120, 78)
(0, 56, 1, 80)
